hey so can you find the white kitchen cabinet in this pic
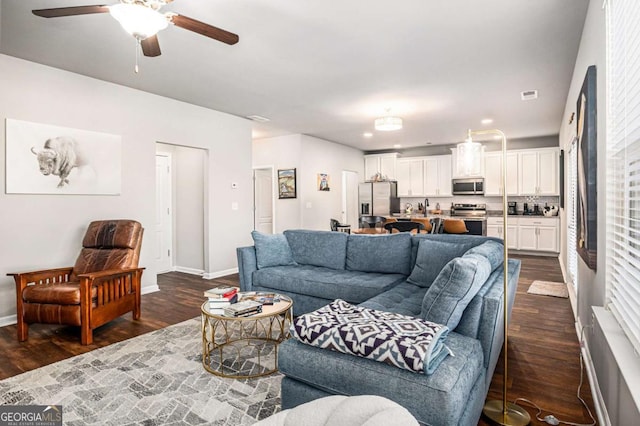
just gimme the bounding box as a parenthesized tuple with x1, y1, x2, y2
(424, 155, 452, 197)
(517, 217, 559, 252)
(364, 153, 397, 181)
(486, 217, 518, 249)
(396, 158, 425, 196)
(518, 148, 559, 196)
(483, 152, 518, 196)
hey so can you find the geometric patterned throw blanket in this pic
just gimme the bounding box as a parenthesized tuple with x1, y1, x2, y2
(291, 299, 452, 375)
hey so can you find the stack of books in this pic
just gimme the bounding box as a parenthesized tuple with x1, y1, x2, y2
(223, 300, 263, 317)
(204, 287, 239, 315)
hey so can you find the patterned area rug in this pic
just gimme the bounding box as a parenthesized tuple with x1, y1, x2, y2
(0, 318, 282, 425)
(527, 280, 569, 298)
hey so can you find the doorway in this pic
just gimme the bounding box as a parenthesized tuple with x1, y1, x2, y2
(254, 166, 274, 234)
(156, 143, 207, 275)
(342, 170, 359, 228)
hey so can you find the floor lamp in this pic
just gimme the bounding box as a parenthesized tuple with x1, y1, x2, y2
(460, 129, 530, 426)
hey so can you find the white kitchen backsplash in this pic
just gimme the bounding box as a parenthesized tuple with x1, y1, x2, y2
(400, 195, 560, 212)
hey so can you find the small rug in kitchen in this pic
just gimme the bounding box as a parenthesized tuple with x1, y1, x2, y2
(527, 280, 569, 298)
(0, 318, 282, 425)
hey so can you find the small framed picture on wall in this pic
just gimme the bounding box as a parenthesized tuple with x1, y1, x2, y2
(278, 168, 297, 199)
(317, 173, 330, 191)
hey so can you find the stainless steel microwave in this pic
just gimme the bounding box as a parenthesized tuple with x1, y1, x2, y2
(452, 178, 484, 195)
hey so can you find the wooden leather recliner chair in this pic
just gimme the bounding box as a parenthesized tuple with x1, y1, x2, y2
(9, 220, 144, 345)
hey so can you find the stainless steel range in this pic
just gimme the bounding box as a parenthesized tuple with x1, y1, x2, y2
(450, 203, 487, 235)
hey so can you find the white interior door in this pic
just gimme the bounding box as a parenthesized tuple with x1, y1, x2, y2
(342, 170, 359, 227)
(155, 154, 172, 273)
(254, 167, 274, 234)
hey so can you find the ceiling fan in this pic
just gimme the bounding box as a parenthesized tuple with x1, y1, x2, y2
(32, 0, 239, 62)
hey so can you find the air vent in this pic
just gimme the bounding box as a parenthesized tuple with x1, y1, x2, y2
(246, 115, 271, 122)
(521, 90, 538, 101)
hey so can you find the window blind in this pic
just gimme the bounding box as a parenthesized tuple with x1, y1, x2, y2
(606, 0, 640, 354)
(568, 139, 578, 289)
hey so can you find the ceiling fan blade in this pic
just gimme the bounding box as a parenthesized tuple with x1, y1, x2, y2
(170, 14, 239, 45)
(141, 35, 162, 57)
(32, 5, 110, 18)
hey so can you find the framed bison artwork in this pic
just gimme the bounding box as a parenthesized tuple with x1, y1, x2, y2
(5, 119, 122, 195)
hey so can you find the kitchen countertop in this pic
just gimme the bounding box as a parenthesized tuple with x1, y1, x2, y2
(388, 213, 486, 221)
(486, 210, 559, 218)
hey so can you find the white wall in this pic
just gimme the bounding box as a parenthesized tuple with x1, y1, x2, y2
(253, 134, 364, 232)
(0, 54, 253, 322)
(558, 0, 639, 422)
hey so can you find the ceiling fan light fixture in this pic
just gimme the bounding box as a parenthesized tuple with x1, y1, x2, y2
(374, 115, 403, 131)
(109, 3, 168, 40)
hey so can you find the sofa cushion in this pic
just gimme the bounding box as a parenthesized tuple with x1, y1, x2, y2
(359, 280, 426, 317)
(463, 240, 504, 272)
(284, 230, 348, 270)
(251, 231, 296, 269)
(346, 233, 412, 275)
(421, 254, 492, 329)
(253, 265, 405, 304)
(278, 331, 485, 426)
(407, 239, 472, 288)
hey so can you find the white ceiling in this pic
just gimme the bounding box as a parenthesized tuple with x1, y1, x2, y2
(0, 0, 589, 151)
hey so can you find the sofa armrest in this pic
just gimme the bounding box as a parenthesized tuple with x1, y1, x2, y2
(236, 246, 257, 292)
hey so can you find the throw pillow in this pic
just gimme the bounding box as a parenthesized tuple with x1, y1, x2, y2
(251, 231, 296, 269)
(284, 230, 348, 270)
(407, 239, 472, 288)
(420, 254, 491, 329)
(464, 240, 504, 272)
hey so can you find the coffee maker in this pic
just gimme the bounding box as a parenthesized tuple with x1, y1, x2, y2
(507, 202, 517, 215)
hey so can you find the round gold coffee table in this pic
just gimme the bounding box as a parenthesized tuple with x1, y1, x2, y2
(200, 292, 293, 378)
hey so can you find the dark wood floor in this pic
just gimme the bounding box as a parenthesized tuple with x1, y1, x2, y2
(0, 256, 595, 426)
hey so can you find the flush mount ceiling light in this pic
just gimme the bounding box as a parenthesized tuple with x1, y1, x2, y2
(481, 118, 494, 125)
(374, 109, 403, 131)
(363, 132, 373, 138)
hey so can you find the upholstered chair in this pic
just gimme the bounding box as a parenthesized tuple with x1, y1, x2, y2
(9, 220, 144, 345)
(410, 217, 433, 233)
(442, 219, 469, 234)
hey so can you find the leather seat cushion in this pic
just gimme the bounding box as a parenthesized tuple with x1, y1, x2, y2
(23, 303, 81, 326)
(22, 282, 97, 305)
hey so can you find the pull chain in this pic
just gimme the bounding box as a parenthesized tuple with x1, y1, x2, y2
(135, 38, 140, 73)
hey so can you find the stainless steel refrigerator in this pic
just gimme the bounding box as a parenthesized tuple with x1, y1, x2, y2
(358, 181, 400, 217)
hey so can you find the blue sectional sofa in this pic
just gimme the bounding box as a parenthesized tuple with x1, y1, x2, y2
(236, 230, 520, 425)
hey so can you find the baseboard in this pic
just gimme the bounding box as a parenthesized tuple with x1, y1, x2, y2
(0, 314, 17, 327)
(173, 266, 205, 276)
(141, 284, 160, 295)
(203, 267, 238, 280)
(575, 317, 610, 426)
(559, 255, 568, 284)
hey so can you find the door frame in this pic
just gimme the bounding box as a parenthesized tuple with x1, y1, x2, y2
(155, 151, 173, 273)
(341, 169, 359, 226)
(253, 165, 276, 234)
(155, 143, 209, 276)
